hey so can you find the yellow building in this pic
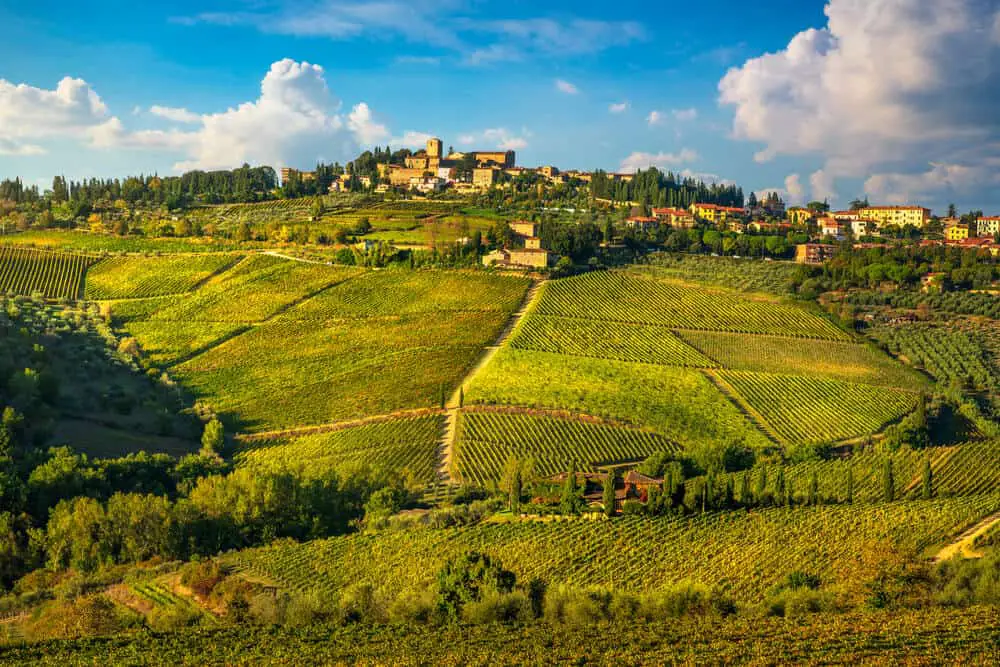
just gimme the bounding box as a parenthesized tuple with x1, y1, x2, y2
(472, 167, 500, 189)
(857, 206, 931, 228)
(787, 207, 813, 225)
(977, 217, 1000, 238)
(510, 221, 538, 237)
(690, 203, 745, 223)
(945, 223, 970, 241)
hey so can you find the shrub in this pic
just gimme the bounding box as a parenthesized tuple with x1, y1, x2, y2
(462, 591, 532, 624)
(179, 560, 224, 599)
(147, 603, 201, 631)
(387, 588, 436, 624)
(337, 583, 384, 625)
(766, 589, 834, 618)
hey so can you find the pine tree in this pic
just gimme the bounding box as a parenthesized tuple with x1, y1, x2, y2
(603, 472, 616, 517)
(922, 457, 933, 500)
(846, 466, 854, 504)
(882, 459, 895, 503)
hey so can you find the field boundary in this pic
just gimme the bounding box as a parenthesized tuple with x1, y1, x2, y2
(235, 408, 447, 443)
(438, 279, 545, 482)
(933, 511, 1000, 562)
(702, 369, 783, 446)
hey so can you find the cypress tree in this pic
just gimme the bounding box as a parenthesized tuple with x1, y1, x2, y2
(785, 477, 795, 507)
(775, 468, 786, 502)
(846, 466, 854, 504)
(704, 469, 715, 512)
(603, 472, 616, 518)
(808, 471, 819, 506)
(922, 457, 933, 500)
(756, 466, 767, 504)
(560, 462, 579, 515)
(724, 477, 735, 509)
(459, 387, 464, 408)
(882, 458, 895, 502)
(510, 467, 522, 514)
(740, 471, 752, 506)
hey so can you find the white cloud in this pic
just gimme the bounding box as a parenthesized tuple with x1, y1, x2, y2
(993, 11, 1000, 43)
(809, 169, 837, 203)
(719, 0, 1000, 208)
(0, 138, 45, 156)
(149, 105, 201, 124)
(0, 76, 108, 155)
(555, 79, 579, 95)
(647, 110, 664, 126)
(609, 101, 628, 114)
(619, 149, 698, 173)
(755, 174, 806, 205)
(458, 128, 529, 151)
(672, 108, 698, 121)
(347, 102, 390, 145)
(182, 7, 644, 65)
(865, 162, 1000, 204)
(389, 130, 436, 149)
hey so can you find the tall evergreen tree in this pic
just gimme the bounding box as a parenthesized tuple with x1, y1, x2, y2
(808, 471, 819, 506)
(509, 467, 522, 514)
(846, 466, 854, 504)
(756, 466, 768, 505)
(922, 457, 933, 500)
(740, 471, 752, 506)
(882, 459, 895, 503)
(560, 463, 579, 515)
(603, 472, 616, 517)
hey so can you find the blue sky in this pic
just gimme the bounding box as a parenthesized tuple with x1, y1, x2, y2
(2, 0, 999, 213)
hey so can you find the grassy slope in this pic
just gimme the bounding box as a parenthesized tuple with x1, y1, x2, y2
(85, 254, 243, 299)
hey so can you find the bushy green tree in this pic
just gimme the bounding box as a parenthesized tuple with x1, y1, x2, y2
(200, 418, 224, 457)
(435, 552, 515, 621)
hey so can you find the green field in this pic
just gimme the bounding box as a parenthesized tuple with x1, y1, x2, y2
(85, 254, 243, 299)
(454, 410, 680, 485)
(227, 494, 1000, 602)
(0, 247, 97, 299)
(236, 414, 445, 483)
(680, 331, 927, 388)
(705, 439, 1000, 505)
(1, 230, 246, 253)
(535, 271, 849, 339)
(7, 606, 1000, 666)
(716, 371, 918, 445)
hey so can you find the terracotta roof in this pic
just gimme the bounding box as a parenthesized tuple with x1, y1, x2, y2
(859, 206, 930, 212)
(623, 471, 663, 485)
(652, 208, 690, 216)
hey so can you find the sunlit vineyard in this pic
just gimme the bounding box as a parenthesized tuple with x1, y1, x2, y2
(288, 269, 530, 320)
(535, 271, 849, 339)
(702, 439, 1000, 504)
(236, 414, 445, 483)
(636, 253, 802, 294)
(680, 331, 927, 389)
(870, 323, 996, 390)
(227, 494, 1000, 602)
(454, 410, 679, 484)
(0, 247, 97, 299)
(716, 371, 918, 445)
(510, 314, 717, 366)
(85, 253, 242, 299)
(11, 607, 1000, 665)
(466, 349, 774, 453)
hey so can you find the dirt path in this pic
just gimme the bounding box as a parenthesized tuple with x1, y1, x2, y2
(932, 511, 1000, 563)
(260, 250, 329, 265)
(436, 279, 546, 482)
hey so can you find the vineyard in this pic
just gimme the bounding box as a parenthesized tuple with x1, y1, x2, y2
(226, 494, 1000, 602)
(84, 254, 243, 299)
(680, 331, 927, 389)
(637, 253, 801, 294)
(715, 371, 918, 445)
(465, 349, 774, 454)
(453, 411, 679, 485)
(510, 315, 717, 366)
(869, 323, 997, 390)
(10, 606, 1000, 665)
(0, 247, 97, 299)
(534, 271, 849, 339)
(235, 414, 445, 483)
(1, 229, 243, 253)
(701, 439, 1000, 505)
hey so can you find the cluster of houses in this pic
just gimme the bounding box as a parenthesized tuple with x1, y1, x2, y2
(536, 470, 667, 513)
(481, 221, 553, 269)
